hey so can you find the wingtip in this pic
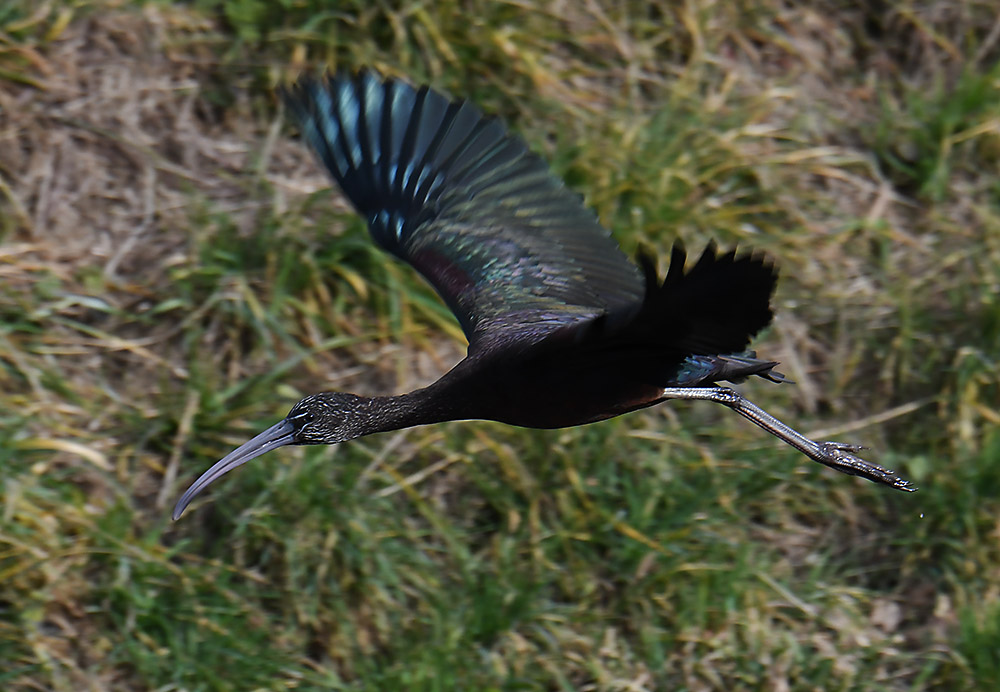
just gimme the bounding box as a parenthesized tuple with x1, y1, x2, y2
(281, 67, 384, 102)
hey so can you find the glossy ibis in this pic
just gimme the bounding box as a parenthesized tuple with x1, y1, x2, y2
(172, 70, 914, 520)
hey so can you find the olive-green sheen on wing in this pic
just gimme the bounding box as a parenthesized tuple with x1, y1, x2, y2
(280, 70, 644, 352)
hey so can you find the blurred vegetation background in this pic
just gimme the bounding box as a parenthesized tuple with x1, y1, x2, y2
(1, 0, 999, 689)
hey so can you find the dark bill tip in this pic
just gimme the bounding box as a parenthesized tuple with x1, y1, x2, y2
(171, 419, 296, 520)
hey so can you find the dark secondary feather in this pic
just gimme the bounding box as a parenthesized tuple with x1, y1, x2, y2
(280, 71, 644, 352)
(281, 70, 777, 368)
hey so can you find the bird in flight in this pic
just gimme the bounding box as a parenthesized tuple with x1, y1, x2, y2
(172, 70, 914, 519)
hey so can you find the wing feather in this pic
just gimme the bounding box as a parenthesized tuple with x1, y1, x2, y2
(282, 70, 644, 351)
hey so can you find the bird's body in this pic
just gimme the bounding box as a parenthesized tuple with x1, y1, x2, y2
(172, 71, 913, 519)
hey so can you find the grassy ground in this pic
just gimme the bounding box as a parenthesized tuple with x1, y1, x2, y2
(1, 0, 999, 689)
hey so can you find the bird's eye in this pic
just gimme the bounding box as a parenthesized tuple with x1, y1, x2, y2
(290, 409, 315, 426)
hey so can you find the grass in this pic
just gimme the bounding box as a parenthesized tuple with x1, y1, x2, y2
(2, 0, 1000, 689)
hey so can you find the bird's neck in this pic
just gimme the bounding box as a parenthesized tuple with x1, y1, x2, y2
(360, 361, 489, 435)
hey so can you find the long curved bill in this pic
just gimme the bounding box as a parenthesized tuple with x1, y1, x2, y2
(172, 419, 296, 520)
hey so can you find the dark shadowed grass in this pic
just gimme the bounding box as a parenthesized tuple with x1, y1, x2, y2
(2, 0, 1000, 689)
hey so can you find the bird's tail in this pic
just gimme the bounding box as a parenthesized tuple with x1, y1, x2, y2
(612, 243, 783, 385)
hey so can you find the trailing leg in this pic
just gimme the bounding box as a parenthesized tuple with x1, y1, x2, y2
(660, 387, 915, 491)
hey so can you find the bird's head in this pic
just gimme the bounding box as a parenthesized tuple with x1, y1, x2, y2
(171, 392, 366, 519)
(284, 392, 368, 444)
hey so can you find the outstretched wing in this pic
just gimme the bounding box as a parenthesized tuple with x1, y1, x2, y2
(280, 70, 643, 353)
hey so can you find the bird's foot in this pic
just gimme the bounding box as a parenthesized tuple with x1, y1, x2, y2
(816, 441, 916, 492)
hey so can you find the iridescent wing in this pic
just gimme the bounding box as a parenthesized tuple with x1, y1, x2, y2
(281, 71, 644, 354)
